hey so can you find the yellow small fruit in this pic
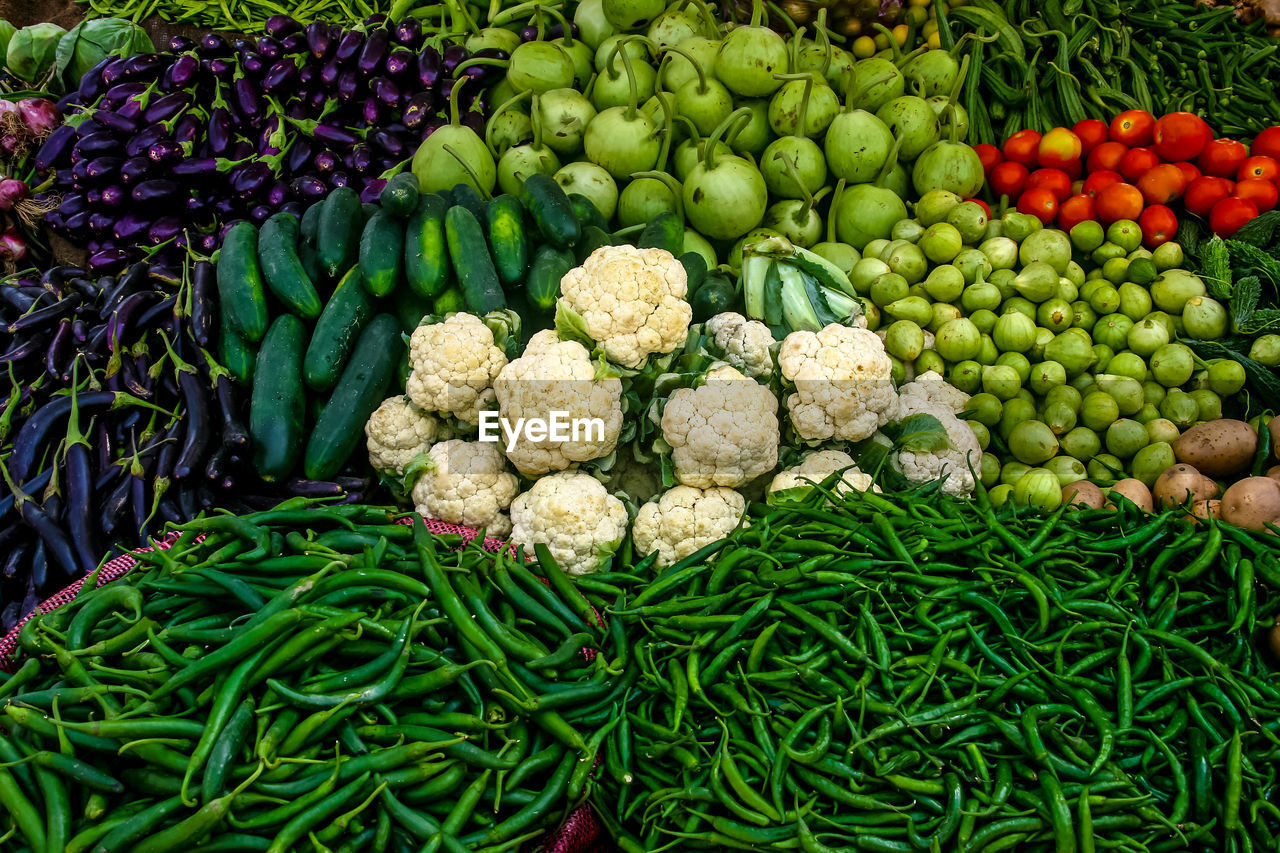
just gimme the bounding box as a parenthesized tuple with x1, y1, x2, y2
(927, 30, 942, 49)
(853, 35, 877, 58)
(892, 24, 910, 45)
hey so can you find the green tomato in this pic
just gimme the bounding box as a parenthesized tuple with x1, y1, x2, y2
(929, 302, 962, 333)
(1013, 468, 1063, 511)
(869, 272, 910, 307)
(1249, 334, 1280, 366)
(1000, 460, 1032, 487)
(1091, 313, 1133, 351)
(1117, 281, 1153, 321)
(1146, 417, 1180, 445)
(885, 320, 925, 361)
(1065, 260, 1086, 288)
(1018, 229, 1073, 274)
(924, 264, 966, 303)
(1107, 352, 1148, 382)
(1134, 403, 1161, 424)
(1036, 298, 1073, 333)
(968, 392, 1003, 426)
(920, 222, 964, 263)
(1014, 261, 1060, 303)
(851, 258, 892, 294)
(982, 364, 1022, 401)
(968, 420, 991, 450)
(1087, 453, 1125, 484)
(915, 350, 946, 376)
(1088, 284, 1121, 315)
(1190, 388, 1223, 421)
(1061, 426, 1101, 460)
(1002, 296, 1037, 321)
(1092, 344, 1115, 374)
(935, 317, 982, 362)
(1070, 221, 1105, 253)
(1043, 401, 1077, 436)
(1106, 219, 1143, 253)
(1102, 258, 1132, 286)
(1130, 441, 1176, 487)
(891, 218, 926, 243)
(1043, 329, 1096, 377)
(1182, 296, 1228, 340)
(996, 351, 1032, 384)
(1105, 418, 1148, 459)
(979, 236, 1019, 271)
(1091, 241, 1127, 265)
(1142, 380, 1166, 406)
(1151, 241, 1184, 270)
(884, 241, 929, 284)
(1159, 388, 1199, 428)
(1208, 359, 1246, 396)
(993, 312, 1037, 354)
(953, 248, 993, 285)
(961, 281, 1002, 313)
(970, 308, 998, 335)
(1149, 343, 1195, 387)
(989, 483, 1014, 506)
(1029, 360, 1067, 396)
(1070, 301, 1097, 331)
(1127, 256, 1158, 286)
(1044, 455, 1087, 486)
(1126, 318, 1170, 358)
(999, 397, 1037, 441)
(1094, 374, 1144, 416)
(884, 296, 933, 326)
(980, 452, 1002, 487)
(1009, 420, 1059, 465)
(946, 201, 989, 244)
(949, 360, 983, 394)
(1081, 391, 1121, 431)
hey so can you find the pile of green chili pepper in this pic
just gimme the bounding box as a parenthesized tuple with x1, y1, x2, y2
(593, 482, 1280, 852)
(0, 500, 630, 853)
(940, 0, 1280, 144)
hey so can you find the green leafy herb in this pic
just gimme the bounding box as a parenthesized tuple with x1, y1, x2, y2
(1231, 209, 1280, 250)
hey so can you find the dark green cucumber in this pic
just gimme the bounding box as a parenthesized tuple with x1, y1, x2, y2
(216, 222, 270, 343)
(303, 267, 374, 393)
(450, 184, 488, 221)
(432, 285, 466, 315)
(521, 174, 580, 249)
(404, 194, 450, 298)
(300, 199, 323, 241)
(527, 245, 576, 311)
(485, 195, 529, 287)
(305, 314, 404, 480)
(359, 210, 406, 297)
(567, 193, 606, 231)
(380, 172, 420, 218)
(250, 315, 307, 482)
(391, 285, 433, 335)
(258, 212, 324, 319)
(218, 320, 256, 385)
(574, 225, 614, 264)
(638, 211, 684, 256)
(299, 198, 323, 286)
(445, 206, 506, 314)
(317, 186, 363, 279)
(689, 272, 738, 321)
(679, 252, 708, 296)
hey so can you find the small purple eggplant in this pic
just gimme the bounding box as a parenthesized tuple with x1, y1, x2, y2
(199, 33, 230, 55)
(174, 113, 201, 144)
(258, 36, 283, 61)
(306, 22, 335, 59)
(393, 16, 422, 47)
(320, 58, 342, 88)
(314, 123, 361, 149)
(101, 185, 127, 207)
(85, 188, 102, 205)
(350, 145, 373, 174)
(336, 30, 365, 63)
(144, 92, 191, 124)
(401, 91, 435, 130)
(298, 62, 318, 87)
(329, 171, 350, 188)
(233, 77, 261, 117)
(132, 179, 181, 203)
(76, 57, 112, 102)
(125, 125, 165, 158)
(282, 33, 307, 54)
(171, 54, 200, 89)
(385, 48, 414, 79)
(241, 52, 267, 77)
(103, 82, 146, 109)
(230, 162, 270, 197)
(262, 58, 298, 92)
(64, 210, 91, 232)
(149, 217, 184, 245)
(58, 194, 87, 217)
(88, 212, 114, 234)
(314, 150, 339, 172)
(520, 25, 540, 42)
(265, 14, 302, 37)
(119, 157, 152, 185)
(88, 248, 131, 273)
(307, 91, 328, 112)
(371, 130, 406, 158)
(287, 139, 313, 173)
(85, 156, 124, 183)
(360, 180, 387, 204)
(291, 175, 327, 198)
(417, 47, 441, 88)
(371, 76, 400, 107)
(208, 107, 233, 156)
(267, 181, 288, 206)
(96, 110, 138, 135)
(250, 205, 272, 222)
(281, 200, 304, 218)
(206, 58, 235, 78)
(148, 140, 184, 164)
(336, 70, 360, 102)
(169, 35, 197, 52)
(74, 132, 122, 158)
(362, 96, 385, 126)
(358, 28, 390, 76)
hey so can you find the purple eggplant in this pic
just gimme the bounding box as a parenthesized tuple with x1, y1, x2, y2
(232, 37, 253, 53)
(230, 140, 254, 160)
(462, 108, 485, 137)
(336, 30, 365, 63)
(307, 90, 328, 112)
(123, 54, 166, 81)
(233, 77, 261, 117)
(174, 113, 201, 144)
(241, 52, 267, 76)
(149, 218, 184, 245)
(208, 107, 233, 155)
(160, 65, 177, 92)
(443, 44, 469, 74)
(371, 129, 406, 158)
(292, 175, 327, 198)
(314, 123, 361, 149)
(95, 111, 138, 134)
(250, 204, 272, 222)
(267, 181, 288, 206)
(362, 96, 385, 126)
(190, 260, 215, 347)
(76, 57, 112, 102)
(282, 33, 307, 54)
(171, 54, 200, 88)
(126, 124, 167, 158)
(132, 179, 181, 203)
(36, 124, 76, 172)
(207, 58, 235, 78)
(371, 76, 400, 107)
(320, 58, 341, 88)
(329, 171, 350, 188)
(170, 35, 197, 51)
(101, 185, 127, 207)
(263, 58, 298, 92)
(281, 201, 304, 218)
(100, 57, 131, 86)
(306, 22, 335, 59)
(171, 157, 216, 178)
(75, 119, 104, 138)
(314, 149, 339, 172)
(58, 194, 88, 218)
(91, 248, 134, 274)
(85, 156, 124, 183)
(265, 14, 302, 37)
(258, 36, 283, 61)
(393, 17, 422, 47)
(199, 233, 218, 252)
(417, 47, 442, 88)
(119, 157, 153, 185)
(385, 48, 414, 78)
(358, 28, 390, 76)
(230, 162, 271, 197)
(287, 139, 313, 173)
(73, 132, 121, 158)
(145, 91, 191, 124)
(402, 91, 435, 130)
(87, 212, 114, 235)
(360, 180, 387, 204)
(520, 25, 539, 42)
(148, 139, 184, 164)
(349, 145, 373, 173)
(103, 82, 147, 109)
(336, 70, 360, 102)
(298, 62, 317, 87)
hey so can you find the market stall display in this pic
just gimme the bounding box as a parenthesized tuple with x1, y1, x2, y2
(1, 0, 1280, 850)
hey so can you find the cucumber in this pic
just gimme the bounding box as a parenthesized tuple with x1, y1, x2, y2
(258, 212, 324, 319)
(445, 205, 506, 314)
(638, 211, 684, 256)
(527, 244, 576, 311)
(432, 285, 466, 315)
(361, 202, 379, 221)
(304, 313, 404, 480)
(250, 314, 307, 482)
(521, 173, 579, 249)
(680, 252, 708, 296)
(574, 225, 615, 264)
(689, 272, 738, 321)
(300, 199, 323, 241)
(391, 285, 433, 334)
(359, 210, 406, 297)
(380, 172, 420, 218)
(299, 199, 324, 286)
(404, 194, 450, 298)
(317, 186, 363, 279)
(304, 267, 374, 393)
(216, 222, 270, 343)
(567, 193, 606, 231)
(450, 183, 488, 221)
(218, 320, 256, 385)
(485, 195, 529, 287)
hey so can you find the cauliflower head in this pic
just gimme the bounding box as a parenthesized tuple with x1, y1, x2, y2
(509, 471, 629, 576)
(365, 396, 453, 475)
(660, 364, 780, 489)
(406, 313, 507, 425)
(706, 312, 775, 379)
(769, 450, 879, 499)
(558, 246, 692, 369)
(632, 486, 746, 567)
(493, 333, 623, 477)
(778, 324, 900, 443)
(899, 370, 970, 415)
(891, 398, 982, 498)
(410, 439, 520, 536)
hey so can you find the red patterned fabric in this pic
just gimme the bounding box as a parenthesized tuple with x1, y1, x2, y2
(0, 516, 609, 851)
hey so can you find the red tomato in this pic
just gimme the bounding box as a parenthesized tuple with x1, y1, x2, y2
(1238, 156, 1280, 183)
(1057, 193, 1097, 233)
(988, 161, 1029, 199)
(1138, 205, 1178, 248)
(1209, 197, 1259, 237)
(1173, 161, 1201, 185)
(1003, 129, 1042, 168)
(1119, 147, 1161, 183)
(1038, 127, 1083, 169)
(1094, 182, 1144, 223)
(1086, 141, 1128, 173)
(1082, 169, 1123, 198)
(973, 143, 1003, 175)
(1025, 168, 1073, 202)
(1110, 110, 1156, 146)
(1184, 176, 1235, 217)
(1153, 112, 1212, 161)
(1136, 163, 1188, 205)
(965, 198, 992, 217)
(1197, 138, 1248, 178)
(1017, 188, 1059, 225)
(1252, 126, 1280, 161)
(1071, 119, 1109, 156)
(1060, 158, 1083, 181)
(1235, 179, 1279, 213)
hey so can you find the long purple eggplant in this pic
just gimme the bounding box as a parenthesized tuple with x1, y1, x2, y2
(74, 133, 122, 158)
(190, 260, 215, 347)
(7, 293, 79, 335)
(77, 57, 113, 102)
(358, 28, 390, 75)
(112, 214, 150, 243)
(126, 125, 168, 158)
(208, 107, 233, 155)
(307, 22, 335, 59)
(145, 92, 192, 124)
(8, 391, 116, 484)
(173, 370, 210, 480)
(417, 47, 442, 88)
(64, 439, 98, 573)
(119, 156, 152, 184)
(336, 29, 365, 62)
(0, 469, 54, 527)
(132, 179, 180, 203)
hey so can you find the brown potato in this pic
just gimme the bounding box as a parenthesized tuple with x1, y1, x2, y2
(1187, 499, 1222, 525)
(1268, 465, 1280, 485)
(1220, 477, 1280, 532)
(1272, 417, 1280, 463)
(1106, 479, 1154, 513)
(1172, 419, 1258, 478)
(1153, 464, 1220, 508)
(1062, 481, 1104, 509)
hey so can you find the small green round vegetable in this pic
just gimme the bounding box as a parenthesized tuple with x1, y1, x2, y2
(1014, 467, 1063, 511)
(982, 364, 1022, 401)
(1081, 391, 1121, 431)
(1009, 420, 1059, 465)
(1062, 426, 1101, 460)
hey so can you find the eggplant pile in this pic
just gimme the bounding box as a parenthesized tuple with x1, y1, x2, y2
(34, 14, 508, 273)
(0, 262, 371, 631)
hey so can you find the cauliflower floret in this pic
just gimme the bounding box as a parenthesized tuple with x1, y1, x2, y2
(410, 439, 520, 536)
(778, 324, 900, 443)
(899, 370, 970, 415)
(706, 312, 775, 379)
(769, 450, 880, 498)
(558, 246, 693, 369)
(365, 396, 453, 475)
(493, 335, 623, 477)
(632, 486, 746, 567)
(891, 398, 981, 498)
(509, 471, 629, 576)
(661, 364, 780, 489)
(406, 314, 507, 425)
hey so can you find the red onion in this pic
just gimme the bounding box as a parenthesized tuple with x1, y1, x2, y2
(17, 99, 61, 138)
(0, 178, 29, 210)
(0, 229, 28, 262)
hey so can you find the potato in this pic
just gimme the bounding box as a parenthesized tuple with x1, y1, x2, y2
(1106, 478, 1154, 513)
(1187, 499, 1221, 525)
(1272, 418, 1280, 463)
(1220, 476, 1280, 532)
(1268, 465, 1280, 485)
(1153, 463, 1219, 508)
(1172, 419, 1258, 478)
(1062, 481, 1104, 509)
